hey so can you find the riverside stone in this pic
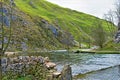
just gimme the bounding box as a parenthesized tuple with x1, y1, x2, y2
(44, 57, 50, 62)
(60, 65, 72, 80)
(38, 56, 44, 63)
(53, 72, 61, 78)
(45, 62, 56, 69)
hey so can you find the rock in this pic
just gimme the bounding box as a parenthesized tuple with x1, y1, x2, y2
(45, 62, 56, 69)
(37, 56, 44, 64)
(29, 1, 36, 9)
(22, 56, 28, 62)
(1, 58, 7, 65)
(44, 57, 50, 62)
(5, 52, 15, 56)
(13, 57, 19, 63)
(74, 50, 80, 53)
(115, 30, 120, 43)
(53, 72, 61, 78)
(25, 56, 30, 62)
(17, 56, 23, 63)
(30, 56, 36, 61)
(47, 75, 53, 80)
(2, 55, 62, 79)
(18, 56, 22, 60)
(60, 65, 72, 80)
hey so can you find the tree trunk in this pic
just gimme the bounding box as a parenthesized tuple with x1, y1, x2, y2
(0, 50, 2, 80)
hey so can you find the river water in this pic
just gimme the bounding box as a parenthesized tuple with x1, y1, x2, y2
(42, 52, 120, 80)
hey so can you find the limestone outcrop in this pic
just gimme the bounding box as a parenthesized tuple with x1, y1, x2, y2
(115, 30, 120, 43)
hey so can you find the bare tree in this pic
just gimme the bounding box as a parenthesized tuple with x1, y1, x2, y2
(113, 0, 120, 43)
(92, 20, 106, 48)
(104, 10, 117, 38)
(115, 0, 120, 30)
(0, 0, 14, 79)
(0, 1, 4, 79)
(104, 0, 120, 43)
(105, 0, 120, 30)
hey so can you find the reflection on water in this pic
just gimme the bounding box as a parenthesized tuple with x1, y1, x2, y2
(42, 52, 120, 80)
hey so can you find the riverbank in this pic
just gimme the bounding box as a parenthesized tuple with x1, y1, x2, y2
(95, 51, 120, 54)
(74, 49, 120, 54)
(4, 50, 120, 58)
(3, 50, 120, 80)
(2, 55, 73, 80)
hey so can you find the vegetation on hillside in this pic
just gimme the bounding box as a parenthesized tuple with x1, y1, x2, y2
(0, 0, 117, 51)
(13, 0, 116, 49)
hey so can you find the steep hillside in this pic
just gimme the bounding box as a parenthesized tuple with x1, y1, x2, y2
(15, 0, 116, 38)
(1, 0, 116, 51)
(16, 0, 114, 34)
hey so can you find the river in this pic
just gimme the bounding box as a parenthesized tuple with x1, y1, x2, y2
(40, 52, 120, 80)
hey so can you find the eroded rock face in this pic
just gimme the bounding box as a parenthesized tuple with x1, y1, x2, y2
(115, 30, 120, 43)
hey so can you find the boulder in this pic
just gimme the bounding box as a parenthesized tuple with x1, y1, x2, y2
(5, 52, 15, 56)
(45, 62, 56, 69)
(44, 57, 50, 62)
(115, 30, 120, 43)
(53, 72, 61, 78)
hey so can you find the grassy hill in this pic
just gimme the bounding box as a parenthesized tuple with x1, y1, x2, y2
(1, 0, 116, 51)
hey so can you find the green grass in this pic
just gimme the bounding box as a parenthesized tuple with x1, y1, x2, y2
(2, 0, 117, 50)
(17, 76, 32, 80)
(14, 0, 116, 41)
(99, 40, 120, 51)
(95, 51, 120, 54)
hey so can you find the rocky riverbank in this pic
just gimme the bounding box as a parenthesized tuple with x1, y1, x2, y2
(2, 55, 72, 80)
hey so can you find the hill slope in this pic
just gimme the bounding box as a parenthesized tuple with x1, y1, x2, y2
(15, 0, 115, 37)
(1, 0, 116, 51)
